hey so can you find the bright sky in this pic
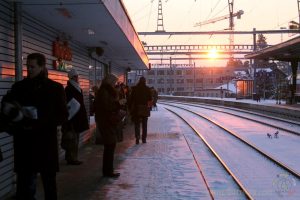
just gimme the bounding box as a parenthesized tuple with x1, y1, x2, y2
(122, 0, 299, 66)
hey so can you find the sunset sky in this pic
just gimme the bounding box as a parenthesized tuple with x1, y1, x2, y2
(122, 0, 299, 66)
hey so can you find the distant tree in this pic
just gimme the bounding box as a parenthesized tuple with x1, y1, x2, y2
(243, 61, 250, 68)
(257, 34, 268, 50)
(226, 58, 243, 68)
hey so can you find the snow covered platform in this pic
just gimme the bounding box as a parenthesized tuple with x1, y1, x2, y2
(34, 99, 299, 199)
(35, 108, 215, 200)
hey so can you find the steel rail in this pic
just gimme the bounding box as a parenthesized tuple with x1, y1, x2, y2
(161, 100, 300, 136)
(160, 99, 300, 126)
(165, 107, 253, 200)
(182, 129, 214, 200)
(162, 103, 300, 179)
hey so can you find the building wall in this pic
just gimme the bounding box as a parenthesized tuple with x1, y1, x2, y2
(0, 2, 17, 197)
(0, 1, 95, 198)
(143, 67, 235, 96)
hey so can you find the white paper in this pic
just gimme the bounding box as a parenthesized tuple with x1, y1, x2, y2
(67, 98, 80, 120)
(22, 106, 38, 119)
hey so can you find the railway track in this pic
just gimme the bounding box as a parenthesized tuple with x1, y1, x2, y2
(162, 104, 300, 199)
(160, 100, 300, 136)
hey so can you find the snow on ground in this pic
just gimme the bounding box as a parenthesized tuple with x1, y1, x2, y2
(92, 108, 211, 200)
(163, 105, 300, 200)
(174, 103, 300, 173)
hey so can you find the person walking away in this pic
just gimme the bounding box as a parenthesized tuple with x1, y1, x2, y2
(129, 77, 152, 144)
(0, 53, 68, 200)
(95, 74, 125, 178)
(61, 69, 89, 165)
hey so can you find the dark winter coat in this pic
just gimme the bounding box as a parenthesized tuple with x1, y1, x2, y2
(2, 73, 68, 172)
(64, 81, 89, 133)
(95, 83, 120, 145)
(129, 84, 152, 119)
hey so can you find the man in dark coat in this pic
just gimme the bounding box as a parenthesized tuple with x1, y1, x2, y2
(1, 53, 68, 200)
(129, 77, 152, 144)
(62, 68, 89, 165)
(95, 73, 123, 178)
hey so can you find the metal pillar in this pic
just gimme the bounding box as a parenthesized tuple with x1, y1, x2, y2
(169, 57, 172, 94)
(228, 0, 234, 59)
(290, 60, 298, 104)
(14, 2, 23, 81)
(252, 28, 257, 94)
(193, 62, 195, 96)
(298, 0, 300, 25)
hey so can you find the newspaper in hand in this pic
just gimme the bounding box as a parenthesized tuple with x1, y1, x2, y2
(67, 98, 80, 120)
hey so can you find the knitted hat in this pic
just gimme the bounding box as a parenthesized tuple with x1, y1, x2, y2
(68, 69, 78, 79)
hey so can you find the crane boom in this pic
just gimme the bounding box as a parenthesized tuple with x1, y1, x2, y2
(194, 10, 243, 27)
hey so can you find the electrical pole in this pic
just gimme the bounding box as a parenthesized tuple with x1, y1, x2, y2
(156, 0, 165, 32)
(228, 0, 234, 59)
(298, 0, 300, 25)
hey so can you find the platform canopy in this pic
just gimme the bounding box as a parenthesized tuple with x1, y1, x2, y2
(245, 36, 300, 61)
(18, 0, 149, 70)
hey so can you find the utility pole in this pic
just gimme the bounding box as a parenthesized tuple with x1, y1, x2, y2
(252, 28, 257, 95)
(156, 0, 165, 32)
(170, 57, 172, 95)
(193, 62, 196, 96)
(228, 0, 234, 59)
(298, 0, 300, 25)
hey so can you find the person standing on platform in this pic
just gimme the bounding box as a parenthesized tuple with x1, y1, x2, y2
(129, 77, 152, 144)
(151, 87, 158, 111)
(0, 53, 68, 200)
(61, 69, 89, 165)
(95, 73, 124, 178)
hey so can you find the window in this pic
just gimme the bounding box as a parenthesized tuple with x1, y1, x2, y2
(158, 88, 165, 93)
(176, 70, 182, 75)
(148, 79, 154, 84)
(186, 70, 192, 75)
(177, 87, 184, 91)
(158, 70, 165, 75)
(196, 79, 203, 83)
(167, 70, 174, 75)
(158, 79, 164, 84)
(176, 79, 184, 84)
(167, 79, 174, 84)
(147, 70, 155, 75)
(186, 79, 193, 83)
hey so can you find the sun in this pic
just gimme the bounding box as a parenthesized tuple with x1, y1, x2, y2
(207, 48, 219, 59)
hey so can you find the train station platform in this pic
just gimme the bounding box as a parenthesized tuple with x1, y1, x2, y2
(6, 97, 299, 199)
(33, 107, 212, 200)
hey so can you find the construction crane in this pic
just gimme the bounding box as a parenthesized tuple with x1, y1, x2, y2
(194, 0, 243, 59)
(194, 10, 244, 27)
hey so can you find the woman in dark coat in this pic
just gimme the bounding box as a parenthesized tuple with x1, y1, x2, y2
(1, 53, 68, 200)
(62, 68, 89, 165)
(95, 73, 121, 178)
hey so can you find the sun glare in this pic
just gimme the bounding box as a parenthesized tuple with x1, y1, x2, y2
(208, 48, 218, 59)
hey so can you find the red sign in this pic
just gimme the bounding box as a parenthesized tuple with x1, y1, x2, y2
(52, 38, 72, 61)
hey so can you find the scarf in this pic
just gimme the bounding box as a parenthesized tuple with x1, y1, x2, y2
(69, 79, 81, 93)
